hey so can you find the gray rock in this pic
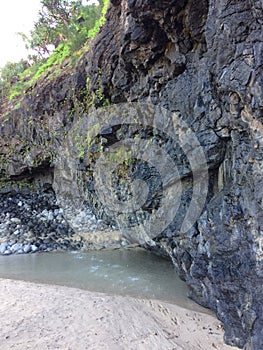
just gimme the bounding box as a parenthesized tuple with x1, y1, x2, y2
(23, 244, 31, 253)
(10, 243, 23, 253)
(30, 245, 38, 253)
(3, 250, 11, 256)
(39, 244, 47, 251)
(47, 212, 54, 221)
(10, 218, 21, 224)
(0, 243, 8, 254)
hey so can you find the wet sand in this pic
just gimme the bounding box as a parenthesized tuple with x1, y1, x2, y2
(0, 278, 239, 350)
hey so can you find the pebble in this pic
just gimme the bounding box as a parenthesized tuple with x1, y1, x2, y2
(39, 244, 47, 251)
(31, 245, 38, 253)
(3, 249, 11, 255)
(23, 244, 31, 253)
(10, 218, 21, 224)
(0, 191, 85, 256)
(47, 212, 54, 221)
(0, 189, 115, 256)
(0, 243, 8, 254)
(11, 243, 23, 253)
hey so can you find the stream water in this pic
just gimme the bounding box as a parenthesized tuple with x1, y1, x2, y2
(0, 248, 209, 313)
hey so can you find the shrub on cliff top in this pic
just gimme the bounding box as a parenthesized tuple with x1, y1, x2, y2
(0, 0, 109, 101)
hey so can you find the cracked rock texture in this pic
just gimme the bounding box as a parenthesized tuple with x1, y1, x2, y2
(0, 0, 263, 348)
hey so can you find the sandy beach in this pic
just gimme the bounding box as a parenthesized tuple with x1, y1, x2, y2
(0, 278, 239, 350)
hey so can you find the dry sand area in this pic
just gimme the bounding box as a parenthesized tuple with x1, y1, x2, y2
(0, 278, 239, 350)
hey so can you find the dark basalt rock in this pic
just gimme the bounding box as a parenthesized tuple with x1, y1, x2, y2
(0, 0, 262, 348)
(0, 189, 83, 254)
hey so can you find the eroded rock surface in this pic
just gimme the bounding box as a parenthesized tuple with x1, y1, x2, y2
(0, 0, 262, 348)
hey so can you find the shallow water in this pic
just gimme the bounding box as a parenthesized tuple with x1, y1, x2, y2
(0, 248, 209, 313)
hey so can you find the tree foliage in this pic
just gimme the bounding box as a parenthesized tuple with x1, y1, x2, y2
(28, 0, 105, 57)
(0, 60, 29, 85)
(0, 0, 109, 100)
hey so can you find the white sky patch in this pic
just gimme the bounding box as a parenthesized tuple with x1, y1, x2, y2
(0, 1, 42, 68)
(0, 0, 98, 69)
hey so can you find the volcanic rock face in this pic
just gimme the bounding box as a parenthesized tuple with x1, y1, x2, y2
(85, 2, 263, 347)
(0, 0, 263, 348)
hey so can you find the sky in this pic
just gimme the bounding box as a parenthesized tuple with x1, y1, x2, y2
(0, 0, 98, 69)
(0, 1, 42, 68)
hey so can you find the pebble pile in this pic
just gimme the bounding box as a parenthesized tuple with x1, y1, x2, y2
(0, 190, 83, 255)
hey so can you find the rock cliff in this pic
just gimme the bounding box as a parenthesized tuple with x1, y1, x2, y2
(0, 0, 263, 348)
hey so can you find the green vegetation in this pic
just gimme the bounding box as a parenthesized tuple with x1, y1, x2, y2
(0, 178, 36, 191)
(87, 0, 109, 39)
(0, 0, 109, 101)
